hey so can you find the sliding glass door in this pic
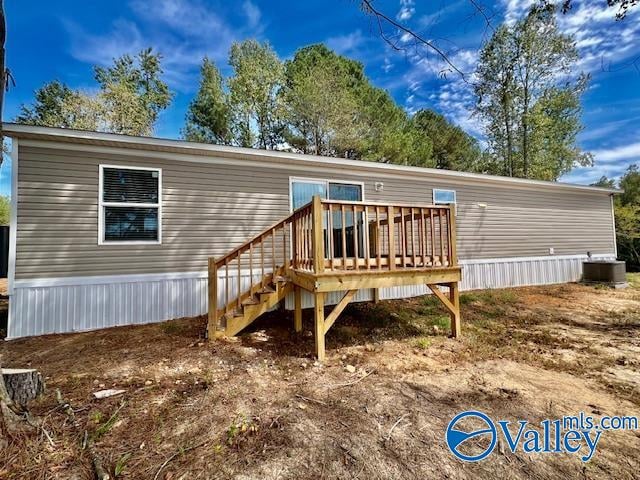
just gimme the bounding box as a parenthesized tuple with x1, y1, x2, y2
(290, 178, 364, 261)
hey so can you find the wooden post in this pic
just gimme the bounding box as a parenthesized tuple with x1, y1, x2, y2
(373, 288, 380, 304)
(294, 285, 303, 333)
(207, 258, 218, 339)
(449, 282, 461, 338)
(314, 292, 325, 361)
(292, 215, 298, 269)
(388, 206, 395, 270)
(448, 205, 458, 266)
(312, 195, 325, 274)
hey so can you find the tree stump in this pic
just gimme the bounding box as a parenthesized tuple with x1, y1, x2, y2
(1, 369, 45, 407)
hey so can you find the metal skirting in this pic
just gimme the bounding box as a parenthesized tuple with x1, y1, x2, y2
(7, 254, 615, 338)
(9, 271, 262, 338)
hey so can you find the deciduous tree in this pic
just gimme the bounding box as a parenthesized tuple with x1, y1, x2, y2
(474, 4, 592, 180)
(17, 49, 172, 136)
(592, 165, 640, 268)
(228, 40, 284, 149)
(95, 48, 173, 136)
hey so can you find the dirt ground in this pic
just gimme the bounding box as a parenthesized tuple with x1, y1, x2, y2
(1, 277, 639, 479)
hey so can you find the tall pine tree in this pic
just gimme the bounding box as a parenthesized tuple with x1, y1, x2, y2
(184, 58, 231, 144)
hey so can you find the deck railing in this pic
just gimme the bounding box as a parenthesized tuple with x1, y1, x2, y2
(292, 196, 457, 274)
(208, 201, 313, 324)
(209, 196, 457, 329)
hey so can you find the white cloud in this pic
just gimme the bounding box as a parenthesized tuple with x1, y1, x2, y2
(242, 0, 261, 29)
(418, 0, 467, 28)
(326, 30, 366, 55)
(501, 0, 640, 72)
(397, 0, 416, 21)
(63, 0, 264, 92)
(382, 57, 394, 73)
(591, 142, 640, 163)
(561, 137, 640, 184)
(400, 47, 481, 137)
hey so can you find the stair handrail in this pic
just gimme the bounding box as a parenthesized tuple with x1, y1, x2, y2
(207, 200, 317, 337)
(213, 201, 314, 269)
(207, 196, 459, 338)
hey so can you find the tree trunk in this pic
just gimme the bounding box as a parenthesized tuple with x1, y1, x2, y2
(0, 363, 28, 446)
(502, 90, 514, 177)
(2, 369, 45, 407)
(522, 86, 530, 178)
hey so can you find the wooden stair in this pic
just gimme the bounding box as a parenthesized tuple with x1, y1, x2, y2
(214, 274, 293, 338)
(208, 196, 461, 360)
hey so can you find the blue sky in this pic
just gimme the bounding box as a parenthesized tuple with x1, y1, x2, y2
(1, 0, 639, 195)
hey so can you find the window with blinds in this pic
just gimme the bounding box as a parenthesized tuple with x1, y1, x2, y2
(99, 166, 162, 244)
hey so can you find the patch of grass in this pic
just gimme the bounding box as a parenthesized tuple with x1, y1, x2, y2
(226, 415, 259, 447)
(89, 410, 103, 424)
(419, 295, 445, 315)
(114, 453, 132, 477)
(92, 402, 125, 441)
(423, 315, 450, 331)
(460, 293, 481, 305)
(627, 273, 640, 289)
(160, 320, 185, 335)
(412, 337, 431, 349)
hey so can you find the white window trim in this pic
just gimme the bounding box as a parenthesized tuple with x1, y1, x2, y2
(98, 164, 163, 245)
(433, 188, 457, 205)
(288, 176, 365, 212)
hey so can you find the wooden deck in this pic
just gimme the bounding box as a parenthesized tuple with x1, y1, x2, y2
(207, 196, 461, 360)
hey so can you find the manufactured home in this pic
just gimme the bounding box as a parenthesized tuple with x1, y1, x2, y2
(3, 123, 618, 357)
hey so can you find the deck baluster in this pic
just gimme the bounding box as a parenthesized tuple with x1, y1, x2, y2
(353, 205, 358, 268)
(237, 253, 241, 309)
(388, 206, 395, 270)
(429, 209, 436, 265)
(364, 206, 371, 269)
(328, 204, 334, 270)
(410, 207, 416, 267)
(439, 209, 446, 266)
(225, 258, 230, 312)
(375, 206, 382, 269)
(341, 205, 347, 269)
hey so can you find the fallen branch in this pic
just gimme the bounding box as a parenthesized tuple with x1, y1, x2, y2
(295, 394, 327, 406)
(153, 440, 209, 480)
(56, 389, 112, 480)
(384, 413, 410, 442)
(325, 369, 375, 389)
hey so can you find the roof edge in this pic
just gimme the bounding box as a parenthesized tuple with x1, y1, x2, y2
(2, 122, 621, 195)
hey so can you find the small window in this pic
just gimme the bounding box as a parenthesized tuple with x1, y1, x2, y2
(99, 166, 161, 244)
(433, 189, 456, 205)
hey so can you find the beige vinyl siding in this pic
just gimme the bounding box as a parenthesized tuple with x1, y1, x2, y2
(15, 144, 615, 279)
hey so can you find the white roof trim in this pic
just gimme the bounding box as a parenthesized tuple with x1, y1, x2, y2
(2, 122, 620, 195)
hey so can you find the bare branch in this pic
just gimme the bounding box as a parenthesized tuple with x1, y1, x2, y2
(359, 0, 469, 80)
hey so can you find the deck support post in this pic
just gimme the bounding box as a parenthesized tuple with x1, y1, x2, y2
(294, 285, 303, 333)
(207, 258, 218, 340)
(373, 288, 380, 304)
(324, 289, 357, 334)
(448, 282, 461, 338)
(426, 282, 461, 338)
(314, 292, 325, 361)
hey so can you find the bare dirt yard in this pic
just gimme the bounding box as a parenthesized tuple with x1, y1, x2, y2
(1, 277, 639, 479)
